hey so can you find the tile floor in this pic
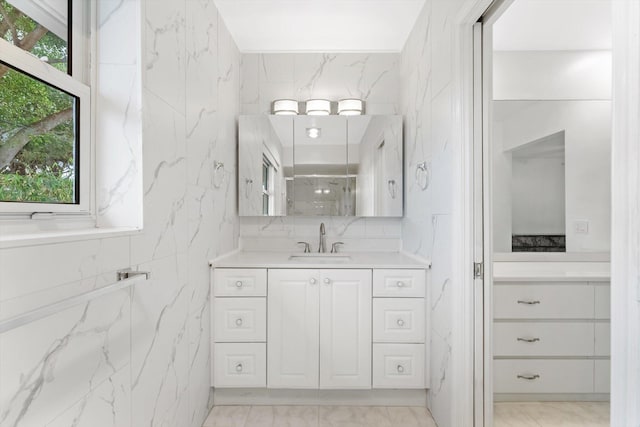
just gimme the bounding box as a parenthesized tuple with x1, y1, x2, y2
(494, 402, 610, 427)
(202, 406, 438, 427)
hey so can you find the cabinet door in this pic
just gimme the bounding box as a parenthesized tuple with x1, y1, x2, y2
(268, 269, 320, 388)
(319, 269, 372, 389)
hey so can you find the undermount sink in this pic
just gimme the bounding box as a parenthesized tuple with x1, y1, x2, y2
(288, 254, 352, 263)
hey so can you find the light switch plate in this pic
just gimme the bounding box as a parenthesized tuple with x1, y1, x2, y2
(574, 220, 589, 234)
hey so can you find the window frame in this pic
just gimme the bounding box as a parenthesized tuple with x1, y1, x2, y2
(0, 1, 92, 216)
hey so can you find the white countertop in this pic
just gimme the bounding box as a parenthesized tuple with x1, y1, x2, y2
(493, 261, 610, 282)
(210, 251, 430, 269)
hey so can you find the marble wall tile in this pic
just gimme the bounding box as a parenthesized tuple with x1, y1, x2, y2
(45, 367, 132, 427)
(0, 288, 131, 427)
(400, 1, 458, 426)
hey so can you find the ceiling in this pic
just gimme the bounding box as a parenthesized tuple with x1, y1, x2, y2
(213, 0, 426, 52)
(493, 0, 612, 51)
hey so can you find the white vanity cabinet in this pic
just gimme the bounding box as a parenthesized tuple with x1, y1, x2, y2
(493, 280, 610, 399)
(210, 255, 429, 399)
(268, 269, 372, 389)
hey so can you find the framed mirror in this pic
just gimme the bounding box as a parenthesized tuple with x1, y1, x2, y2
(238, 115, 403, 217)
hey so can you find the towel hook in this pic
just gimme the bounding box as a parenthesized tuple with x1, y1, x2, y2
(415, 161, 430, 191)
(213, 161, 225, 189)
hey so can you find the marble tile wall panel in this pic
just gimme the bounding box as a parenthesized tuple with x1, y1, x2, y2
(400, 1, 461, 426)
(0, 2, 241, 427)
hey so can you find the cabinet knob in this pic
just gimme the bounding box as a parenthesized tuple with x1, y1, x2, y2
(235, 281, 243, 288)
(396, 365, 405, 373)
(235, 318, 243, 327)
(517, 374, 540, 381)
(397, 318, 405, 327)
(310, 278, 317, 285)
(324, 278, 331, 284)
(397, 281, 405, 288)
(235, 363, 243, 372)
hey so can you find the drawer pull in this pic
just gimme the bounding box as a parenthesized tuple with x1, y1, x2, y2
(235, 318, 243, 327)
(517, 337, 540, 343)
(397, 281, 405, 288)
(324, 278, 331, 284)
(517, 300, 540, 305)
(517, 374, 540, 381)
(310, 278, 317, 285)
(235, 281, 243, 288)
(397, 319, 405, 327)
(235, 363, 243, 373)
(396, 365, 405, 373)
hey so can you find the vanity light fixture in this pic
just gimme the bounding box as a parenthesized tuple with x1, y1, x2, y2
(272, 99, 299, 115)
(305, 99, 331, 115)
(338, 98, 364, 116)
(306, 127, 321, 139)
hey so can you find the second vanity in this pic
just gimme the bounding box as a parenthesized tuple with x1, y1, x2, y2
(209, 251, 430, 403)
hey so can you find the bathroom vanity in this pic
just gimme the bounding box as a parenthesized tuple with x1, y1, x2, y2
(209, 251, 430, 404)
(492, 260, 610, 401)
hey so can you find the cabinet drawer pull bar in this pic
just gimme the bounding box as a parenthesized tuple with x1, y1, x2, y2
(517, 300, 540, 305)
(517, 337, 540, 343)
(517, 374, 540, 381)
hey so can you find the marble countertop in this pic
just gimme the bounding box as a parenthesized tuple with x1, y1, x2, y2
(210, 250, 430, 269)
(493, 261, 610, 282)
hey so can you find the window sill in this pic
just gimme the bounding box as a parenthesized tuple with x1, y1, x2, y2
(0, 226, 141, 249)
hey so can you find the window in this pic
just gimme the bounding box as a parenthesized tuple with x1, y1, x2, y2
(0, 0, 91, 215)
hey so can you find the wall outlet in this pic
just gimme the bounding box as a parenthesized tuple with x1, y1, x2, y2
(574, 220, 590, 234)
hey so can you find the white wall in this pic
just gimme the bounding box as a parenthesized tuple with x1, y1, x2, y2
(238, 52, 403, 248)
(494, 50, 612, 100)
(492, 49, 612, 253)
(511, 155, 566, 235)
(0, 1, 241, 426)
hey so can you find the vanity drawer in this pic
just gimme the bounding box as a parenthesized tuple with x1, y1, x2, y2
(373, 298, 425, 343)
(373, 344, 425, 388)
(213, 343, 266, 388)
(213, 298, 266, 342)
(494, 359, 594, 394)
(595, 322, 610, 356)
(213, 268, 267, 297)
(373, 269, 425, 298)
(493, 322, 594, 357)
(494, 283, 594, 319)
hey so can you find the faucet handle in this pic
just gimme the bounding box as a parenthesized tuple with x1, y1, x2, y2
(297, 241, 311, 253)
(330, 242, 344, 253)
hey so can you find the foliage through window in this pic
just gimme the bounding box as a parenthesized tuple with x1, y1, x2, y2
(0, 0, 89, 211)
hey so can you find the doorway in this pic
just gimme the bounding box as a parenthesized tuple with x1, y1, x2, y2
(476, 1, 612, 425)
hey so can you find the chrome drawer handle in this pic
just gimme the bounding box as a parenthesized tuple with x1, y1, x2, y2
(517, 374, 540, 381)
(397, 365, 405, 373)
(235, 281, 243, 288)
(517, 337, 540, 343)
(235, 363, 243, 372)
(517, 300, 540, 305)
(397, 319, 405, 327)
(517, 337, 540, 342)
(235, 318, 243, 327)
(397, 281, 405, 288)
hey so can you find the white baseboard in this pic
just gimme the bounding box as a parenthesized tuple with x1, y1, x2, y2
(212, 388, 428, 407)
(494, 393, 610, 402)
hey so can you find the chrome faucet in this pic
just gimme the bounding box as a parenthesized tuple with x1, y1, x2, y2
(318, 222, 326, 253)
